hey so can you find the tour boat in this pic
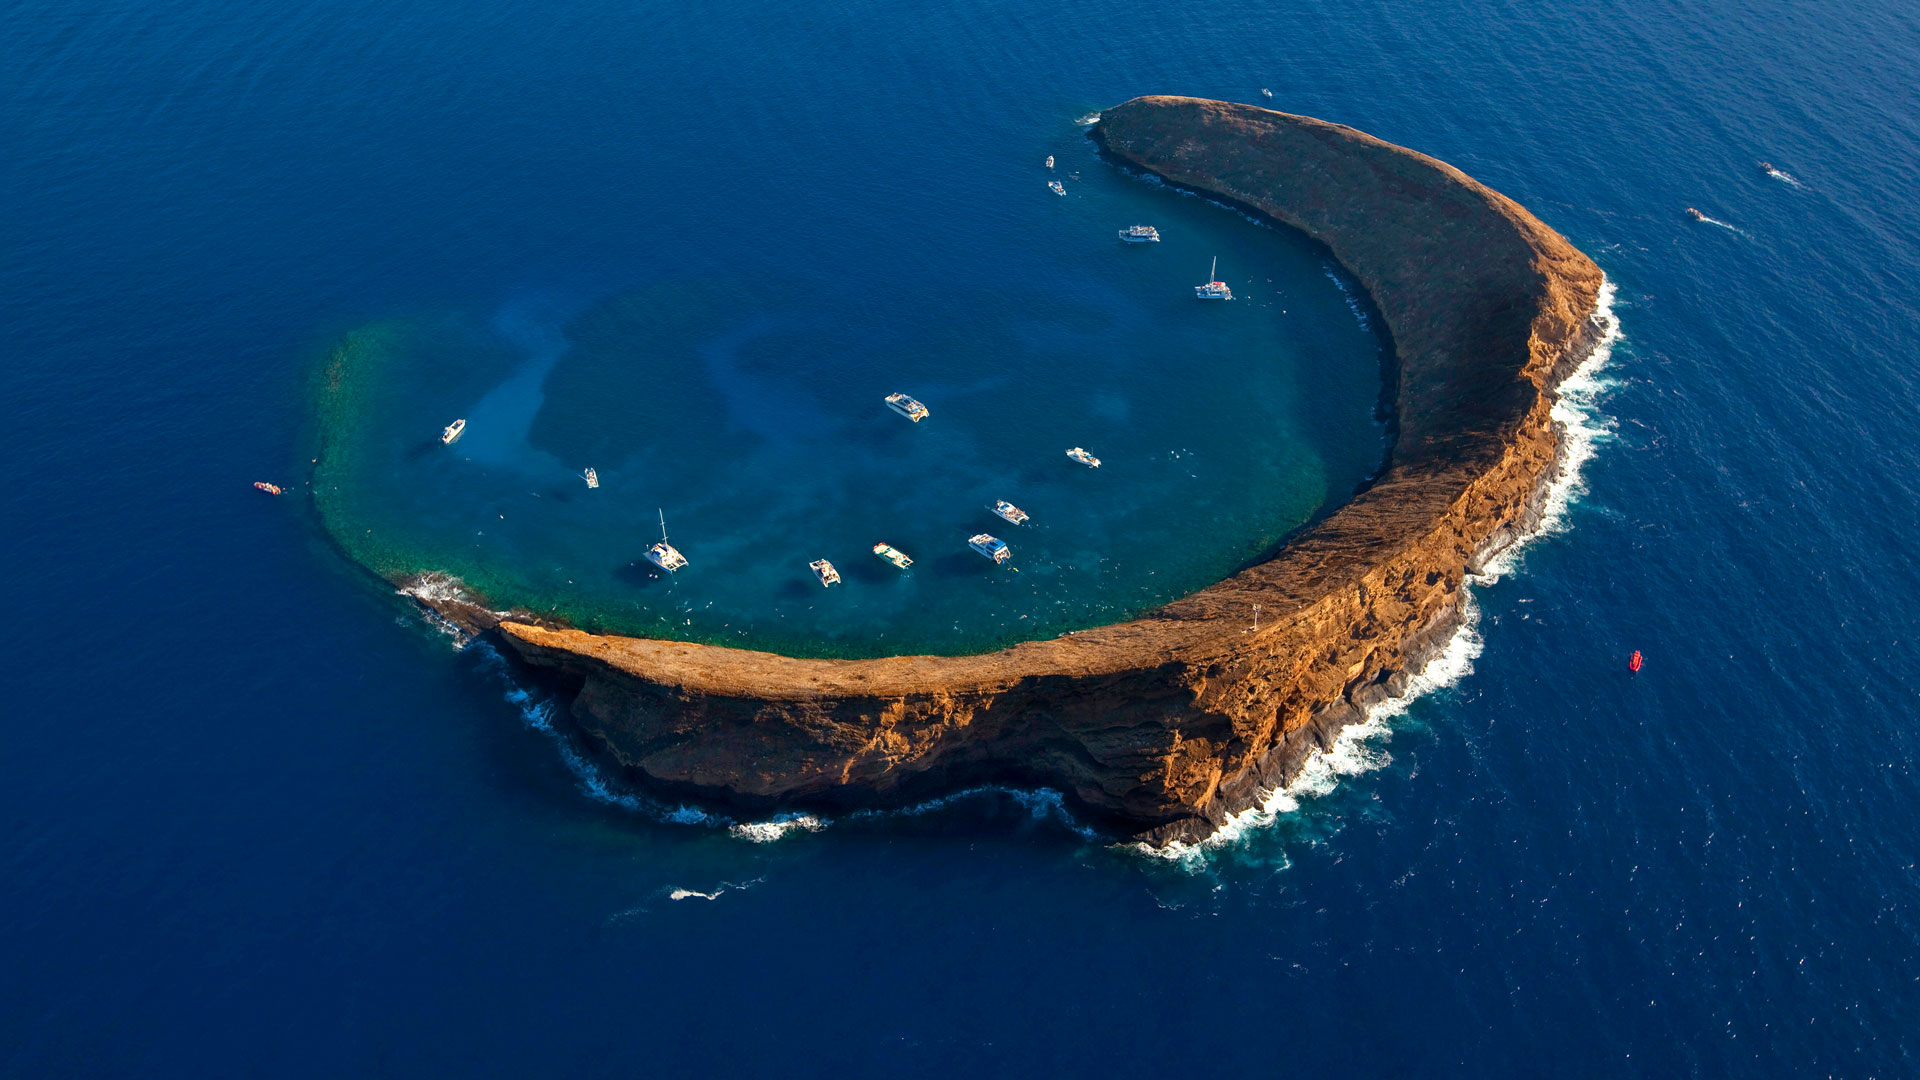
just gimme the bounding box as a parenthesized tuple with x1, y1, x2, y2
(1065, 446, 1101, 468)
(810, 559, 842, 587)
(991, 500, 1030, 526)
(1048, 180, 1065, 196)
(873, 542, 913, 569)
(583, 468, 599, 489)
(645, 509, 688, 573)
(441, 418, 466, 444)
(252, 481, 282, 495)
(1118, 225, 1161, 243)
(885, 392, 930, 422)
(969, 533, 1011, 564)
(1045, 155, 1054, 169)
(1194, 257, 1233, 299)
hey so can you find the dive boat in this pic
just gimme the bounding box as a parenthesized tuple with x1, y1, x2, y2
(810, 559, 842, 587)
(969, 533, 1011, 564)
(885, 392, 930, 422)
(1048, 180, 1065, 196)
(1194, 257, 1232, 299)
(873, 542, 913, 569)
(441, 418, 467, 444)
(1118, 225, 1160, 243)
(1065, 446, 1101, 468)
(645, 509, 688, 573)
(252, 481, 282, 495)
(1045, 155, 1054, 169)
(582, 468, 599, 489)
(991, 500, 1030, 526)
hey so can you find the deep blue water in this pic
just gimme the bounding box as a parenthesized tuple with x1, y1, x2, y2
(6, 0, 1919, 1075)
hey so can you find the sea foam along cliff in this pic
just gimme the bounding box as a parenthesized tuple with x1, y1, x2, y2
(404, 96, 1609, 845)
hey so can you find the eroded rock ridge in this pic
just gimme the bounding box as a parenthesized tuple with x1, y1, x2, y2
(414, 96, 1607, 844)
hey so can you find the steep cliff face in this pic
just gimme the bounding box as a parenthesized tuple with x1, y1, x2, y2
(427, 96, 1606, 843)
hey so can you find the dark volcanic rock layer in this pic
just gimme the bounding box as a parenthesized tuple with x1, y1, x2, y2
(416, 95, 1607, 844)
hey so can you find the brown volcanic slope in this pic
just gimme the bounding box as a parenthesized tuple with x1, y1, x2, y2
(421, 95, 1607, 844)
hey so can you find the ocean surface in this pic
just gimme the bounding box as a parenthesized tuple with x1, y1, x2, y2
(5, 0, 1918, 1074)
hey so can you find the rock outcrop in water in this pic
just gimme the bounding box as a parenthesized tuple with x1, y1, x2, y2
(408, 96, 1607, 845)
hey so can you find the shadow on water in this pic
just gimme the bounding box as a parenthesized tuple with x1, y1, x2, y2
(928, 552, 995, 579)
(402, 439, 443, 462)
(611, 562, 672, 590)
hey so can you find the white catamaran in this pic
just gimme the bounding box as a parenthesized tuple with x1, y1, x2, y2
(645, 509, 688, 572)
(885, 392, 930, 422)
(969, 534, 1011, 564)
(991, 500, 1030, 526)
(1194, 256, 1233, 300)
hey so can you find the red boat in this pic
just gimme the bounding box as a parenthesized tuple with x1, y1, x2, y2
(1628, 650, 1643, 673)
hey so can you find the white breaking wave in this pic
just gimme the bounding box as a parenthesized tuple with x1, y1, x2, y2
(1134, 276, 1623, 866)
(1074, 111, 1102, 127)
(728, 813, 827, 843)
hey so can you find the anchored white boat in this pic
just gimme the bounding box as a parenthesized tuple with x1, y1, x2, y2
(1048, 180, 1065, 196)
(1194, 256, 1233, 300)
(969, 534, 1011, 564)
(582, 467, 599, 489)
(645, 509, 688, 573)
(810, 559, 841, 587)
(1065, 446, 1101, 468)
(991, 500, 1030, 526)
(885, 392, 929, 422)
(1118, 225, 1160, 243)
(873, 542, 913, 569)
(1045, 155, 1054, 169)
(441, 418, 466, 445)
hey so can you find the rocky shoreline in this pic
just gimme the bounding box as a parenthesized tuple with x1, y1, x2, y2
(398, 95, 1608, 845)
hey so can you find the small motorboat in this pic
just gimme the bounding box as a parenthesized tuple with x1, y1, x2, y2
(441, 418, 467, 445)
(810, 559, 842, 587)
(1194, 256, 1232, 299)
(1261, 88, 1273, 98)
(1685, 207, 1705, 221)
(991, 500, 1030, 526)
(645, 509, 688, 573)
(1065, 447, 1101, 468)
(873, 542, 913, 569)
(1048, 180, 1065, 196)
(252, 481, 282, 495)
(1045, 155, 1055, 169)
(1629, 650, 1644, 672)
(885, 392, 929, 422)
(1758, 160, 1774, 173)
(1118, 225, 1161, 243)
(583, 468, 599, 489)
(969, 533, 1011, 564)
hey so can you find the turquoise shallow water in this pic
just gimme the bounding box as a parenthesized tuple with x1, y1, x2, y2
(6, 0, 1920, 1073)
(312, 155, 1388, 656)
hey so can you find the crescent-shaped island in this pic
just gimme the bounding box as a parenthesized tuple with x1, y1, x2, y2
(381, 95, 1609, 845)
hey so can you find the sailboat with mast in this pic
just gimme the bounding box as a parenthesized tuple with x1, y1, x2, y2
(645, 509, 688, 572)
(1194, 256, 1233, 299)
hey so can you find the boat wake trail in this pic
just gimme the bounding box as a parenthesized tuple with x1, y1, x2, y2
(1137, 278, 1624, 869)
(1690, 210, 1750, 237)
(1763, 164, 1804, 188)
